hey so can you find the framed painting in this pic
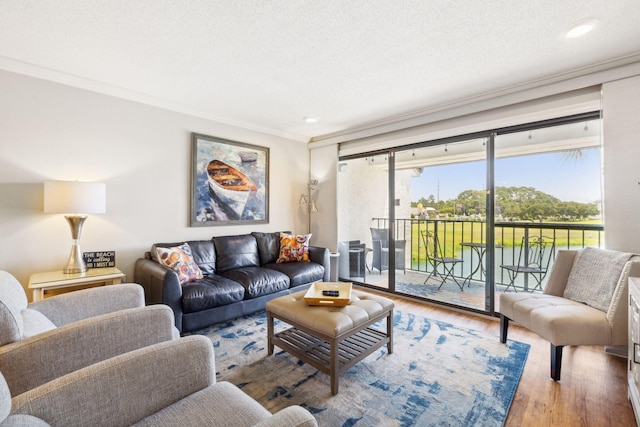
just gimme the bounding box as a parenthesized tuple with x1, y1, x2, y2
(191, 133, 269, 226)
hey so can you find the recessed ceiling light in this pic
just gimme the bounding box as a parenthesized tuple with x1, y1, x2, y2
(565, 19, 599, 38)
(303, 116, 318, 123)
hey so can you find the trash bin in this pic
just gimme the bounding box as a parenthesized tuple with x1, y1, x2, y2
(329, 252, 340, 282)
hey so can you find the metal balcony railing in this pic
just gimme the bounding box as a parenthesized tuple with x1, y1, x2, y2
(371, 218, 604, 291)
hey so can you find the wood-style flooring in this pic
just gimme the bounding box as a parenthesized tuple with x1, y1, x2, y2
(365, 289, 637, 427)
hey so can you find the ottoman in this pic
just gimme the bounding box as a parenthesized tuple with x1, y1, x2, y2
(266, 289, 394, 395)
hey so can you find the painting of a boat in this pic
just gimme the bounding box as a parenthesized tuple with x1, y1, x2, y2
(207, 160, 258, 217)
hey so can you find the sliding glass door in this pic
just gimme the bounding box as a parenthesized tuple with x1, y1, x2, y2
(337, 112, 603, 316)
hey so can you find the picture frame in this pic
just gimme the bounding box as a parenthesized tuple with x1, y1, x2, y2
(191, 133, 269, 226)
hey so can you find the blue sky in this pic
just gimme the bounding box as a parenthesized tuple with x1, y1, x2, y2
(410, 148, 602, 203)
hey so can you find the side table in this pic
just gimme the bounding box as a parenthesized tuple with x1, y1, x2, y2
(28, 267, 126, 302)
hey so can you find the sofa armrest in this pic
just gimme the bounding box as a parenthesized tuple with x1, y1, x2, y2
(27, 283, 145, 326)
(252, 406, 318, 427)
(134, 257, 184, 332)
(10, 336, 215, 427)
(0, 305, 179, 396)
(309, 246, 330, 282)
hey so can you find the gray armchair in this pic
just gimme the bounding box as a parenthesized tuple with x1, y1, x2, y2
(1, 335, 317, 427)
(0, 271, 179, 396)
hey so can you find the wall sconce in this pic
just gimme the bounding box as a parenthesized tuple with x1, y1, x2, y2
(44, 181, 106, 274)
(299, 179, 319, 212)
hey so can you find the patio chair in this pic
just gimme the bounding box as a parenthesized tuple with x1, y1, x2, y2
(338, 240, 367, 279)
(370, 228, 406, 274)
(421, 230, 464, 291)
(501, 236, 555, 292)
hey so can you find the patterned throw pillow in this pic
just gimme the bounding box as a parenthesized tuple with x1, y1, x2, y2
(156, 243, 203, 284)
(276, 232, 312, 263)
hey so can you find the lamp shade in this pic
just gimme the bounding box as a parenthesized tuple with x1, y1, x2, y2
(44, 181, 106, 214)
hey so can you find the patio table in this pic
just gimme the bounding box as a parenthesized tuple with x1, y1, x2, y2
(460, 242, 503, 286)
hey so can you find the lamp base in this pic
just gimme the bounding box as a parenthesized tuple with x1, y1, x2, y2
(63, 215, 87, 274)
(63, 243, 86, 274)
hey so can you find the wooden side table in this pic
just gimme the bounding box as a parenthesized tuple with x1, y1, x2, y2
(28, 267, 126, 302)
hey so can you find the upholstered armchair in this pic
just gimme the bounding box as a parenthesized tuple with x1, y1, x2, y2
(0, 335, 317, 427)
(0, 271, 179, 396)
(500, 248, 640, 381)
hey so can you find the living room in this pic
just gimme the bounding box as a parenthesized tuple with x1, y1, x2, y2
(1, 2, 640, 426)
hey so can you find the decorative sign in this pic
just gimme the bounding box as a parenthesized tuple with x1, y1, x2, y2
(83, 251, 116, 268)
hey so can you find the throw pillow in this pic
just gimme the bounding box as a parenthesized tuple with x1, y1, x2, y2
(563, 247, 633, 312)
(277, 232, 312, 263)
(156, 243, 203, 284)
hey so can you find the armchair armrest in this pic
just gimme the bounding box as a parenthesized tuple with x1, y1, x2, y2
(309, 246, 330, 282)
(10, 336, 214, 427)
(28, 283, 145, 326)
(543, 250, 578, 296)
(253, 406, 318, 427)
(0, 305, 179, 396)
(134, 257, 184, 331)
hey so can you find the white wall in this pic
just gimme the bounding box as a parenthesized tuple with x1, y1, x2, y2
(0, 70, 310, 294)
(602, 75, 640, 253)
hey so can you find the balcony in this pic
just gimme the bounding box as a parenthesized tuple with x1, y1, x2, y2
(359, 218, 604, 312)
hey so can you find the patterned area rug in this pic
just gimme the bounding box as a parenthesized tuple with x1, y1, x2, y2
(189, 310, 529, 427)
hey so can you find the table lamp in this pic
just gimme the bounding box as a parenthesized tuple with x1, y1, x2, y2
(44, 181, 106, 274)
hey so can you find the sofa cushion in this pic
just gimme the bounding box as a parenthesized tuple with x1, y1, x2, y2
(219, 267, 289, 299)
(276, 233, 311, 263)
(185, 240, 217, 276)
(252, 231, 282, 265)
(181, 276, 245, 314)
(156, 243, 204, 285)
(213, 235, 260, 272)
(263, 262, 325, 288)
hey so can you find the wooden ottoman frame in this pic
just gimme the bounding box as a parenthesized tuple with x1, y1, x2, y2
(266, 290, 393, 395)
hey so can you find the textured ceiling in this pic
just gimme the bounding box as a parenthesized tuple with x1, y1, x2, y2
(0, 1, 639, 142)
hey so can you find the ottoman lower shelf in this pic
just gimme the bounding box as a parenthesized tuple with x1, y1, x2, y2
(271, 325, 389, 381)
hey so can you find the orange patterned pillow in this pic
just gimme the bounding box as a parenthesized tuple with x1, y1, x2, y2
(276, 232, 311, 263)
(156, 243, 203, 284)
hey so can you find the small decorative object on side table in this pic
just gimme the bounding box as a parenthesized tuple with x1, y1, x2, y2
(28, 267, 126, 302)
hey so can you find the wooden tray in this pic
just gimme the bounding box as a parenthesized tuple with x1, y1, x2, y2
(304, 282, 352, 306)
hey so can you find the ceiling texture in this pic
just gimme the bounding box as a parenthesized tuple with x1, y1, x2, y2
(1, 1, 639, 143)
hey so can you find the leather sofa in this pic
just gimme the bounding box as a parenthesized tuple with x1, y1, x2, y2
(135, 232, 329, 333)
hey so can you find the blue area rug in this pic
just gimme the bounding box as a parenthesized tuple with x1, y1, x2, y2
(190, 310, 529, 427)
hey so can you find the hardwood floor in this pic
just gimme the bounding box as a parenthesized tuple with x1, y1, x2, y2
(366, 290, 637, 426)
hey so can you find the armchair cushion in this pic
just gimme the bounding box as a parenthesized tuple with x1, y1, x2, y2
(19, 310, 55, 339)
(563, 247, 633, 311)
(0, 272, 29, 346)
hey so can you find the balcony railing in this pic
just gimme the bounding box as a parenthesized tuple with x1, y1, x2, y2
(372, 218, 604, 291)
